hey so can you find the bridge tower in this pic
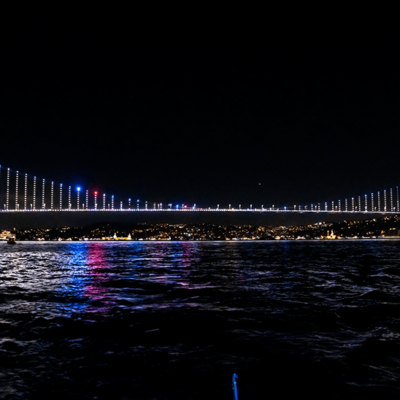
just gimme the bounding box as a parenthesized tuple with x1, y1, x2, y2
(397, 186, 399, 212)
(352, 197, 354, 212)
(6, 168, 10, 211)
(371, 193, 374, 212)
(60, 184, 63, 210)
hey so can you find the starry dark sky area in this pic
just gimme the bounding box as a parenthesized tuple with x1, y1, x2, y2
(1, 12, 399, 208)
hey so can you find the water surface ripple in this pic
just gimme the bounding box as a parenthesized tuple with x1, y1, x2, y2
(1, 241, 400, 399)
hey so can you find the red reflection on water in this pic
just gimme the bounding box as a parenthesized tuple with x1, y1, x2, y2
(83, 243, 114, 315)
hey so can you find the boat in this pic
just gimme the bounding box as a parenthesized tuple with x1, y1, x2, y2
(7, 237, 17, 245)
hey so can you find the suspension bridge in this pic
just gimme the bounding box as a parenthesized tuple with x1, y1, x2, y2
(0, 165, 399, 214)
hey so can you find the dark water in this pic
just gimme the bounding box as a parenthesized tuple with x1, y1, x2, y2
(1, 241, 400, 399)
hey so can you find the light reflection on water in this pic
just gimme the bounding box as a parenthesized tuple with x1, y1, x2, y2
(1, 240, 400, 399)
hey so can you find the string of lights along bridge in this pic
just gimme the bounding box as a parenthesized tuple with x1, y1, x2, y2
(0, 165, 399, 213)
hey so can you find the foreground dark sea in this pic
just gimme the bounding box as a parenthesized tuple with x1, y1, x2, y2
(1, 241, 400, 399)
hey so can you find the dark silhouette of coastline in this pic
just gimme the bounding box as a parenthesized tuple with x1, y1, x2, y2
(0, 211, 388, 230)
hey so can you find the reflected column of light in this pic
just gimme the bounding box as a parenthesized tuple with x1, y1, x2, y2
(384, 190, 387, 212)
(33, 176, 36, 211)
(68, 186, 71, 210)
(24, 174, 27, 211)
(60, 184, 63, 210)
(358, 196, 361, 212)
(371, 193, 374, 212)
(345, 198, 348, 212)
(42, 179, 45, 210)
(378, 191, 381, 212)
(6, 168, 10, 211)
(390, 188, 393, 212)
(103, 193, 106, 210)
(51, 181, 54, 210)
(112, 195, 114, 210)
(15, 171, 19, 210)
(364, 194, 367, 212)
(352, 197, 354, 212)
(397, 186, 399, 212)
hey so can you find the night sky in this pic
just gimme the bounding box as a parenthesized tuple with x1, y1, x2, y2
(1, 12, 399, 208)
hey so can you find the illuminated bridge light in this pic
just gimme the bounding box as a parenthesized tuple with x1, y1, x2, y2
(60, 184, 63, 210)
(384, 190, 387, 212)
(24, 174, 27, 211)
(352, 197, 354, 212)
(390, 188, 393, 212)
(51, 181, 54, 210)
(33, 176, 36, 211)
(103, 193, 106, 210)
(42, 179, 45, 210)
(15, 171, 19, 210)
(378, 191, 381, 212)
(77, 187, 81, 210)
